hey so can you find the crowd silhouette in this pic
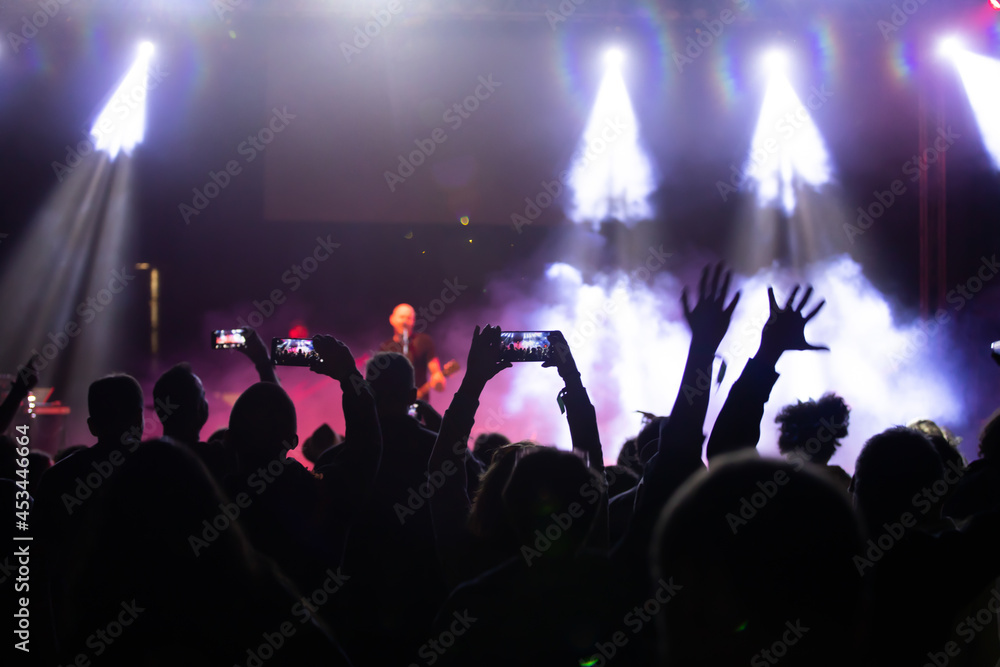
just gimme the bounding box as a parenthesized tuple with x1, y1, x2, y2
(2, 263, 1000, 666)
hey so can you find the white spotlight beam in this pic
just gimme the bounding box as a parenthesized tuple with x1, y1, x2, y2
(743, 53, 833, 214)
(567, 49, 655, 229)
(949, 48, 1000, 170)
(90, 41, 155, 159)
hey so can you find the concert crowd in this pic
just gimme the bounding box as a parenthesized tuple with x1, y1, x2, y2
(2, 263, 999, 666)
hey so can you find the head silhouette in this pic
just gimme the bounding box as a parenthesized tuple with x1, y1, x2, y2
(473, 432, 511, 466)
(979, 408, 1000, 460)
(853, 426, 944, 532)
(469, 443, 528, 550)
(87, 374, 144, 445)
(654, 454, 867, 667)
(909, 418, 966, 472)
(366, 352, 416, 418)
(227, 382, 297, 469)
(502, 447, 599, 561)
(302, 423, 340, 464)
(776, 393, 849, 465)
(153, 362, 209, 443)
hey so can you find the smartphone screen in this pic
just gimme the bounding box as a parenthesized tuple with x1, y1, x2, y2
(500, 331, 556, 362)
(212, 328, 247, 350)
(271, 338, 318, 366)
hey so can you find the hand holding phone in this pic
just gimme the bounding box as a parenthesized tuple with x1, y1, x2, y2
(310, 335, 358, 381)
(212, 328, 248, 350)
(463, 325, 512, 390)
(540, 330, 579, 382)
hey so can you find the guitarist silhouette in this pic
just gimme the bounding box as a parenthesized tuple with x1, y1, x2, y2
(377, 303, 456, 403)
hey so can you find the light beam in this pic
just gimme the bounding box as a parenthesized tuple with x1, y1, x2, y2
(567, 48, 655, 229)
(90, 41, 155, 159)
(743, 49, 833, 214)
(947, 46, 1000, 170)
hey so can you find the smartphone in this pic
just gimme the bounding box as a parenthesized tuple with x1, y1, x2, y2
(212, 328, 247, 350)
(991, 340, 1000, 366)
(500, 331, 558, 362)
(272, 338, 318, 367)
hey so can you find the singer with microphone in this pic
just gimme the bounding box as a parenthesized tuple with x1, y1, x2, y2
(378, 303, 446, 399)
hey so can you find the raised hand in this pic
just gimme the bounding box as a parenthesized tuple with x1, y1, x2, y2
(12, 354, 40, 395)
(759, 285, 828, 359)
(461, 325, 512, 393)
(237, 327, 271, 366)
(310, 334, 359, 382)
(540, 330, 580, 383)
(682, 263, 740, 354)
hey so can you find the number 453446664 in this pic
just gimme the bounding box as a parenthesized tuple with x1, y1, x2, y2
(14, 425, 29, 527)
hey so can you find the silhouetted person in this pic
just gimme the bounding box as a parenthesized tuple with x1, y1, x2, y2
(223, 381, 334, 592)
(945, 408, 1000, 520)
(910, 417, 967, 481)
(853, 426, 1000, 666)
(430, 448, 615, 667)
(654, 454, 870, 667)
(472, 431, 510, 467)
(33, 374, 145, 661)
(301, 423, 341, 465)
(325, 351, 449, 665)
(608, 416, 665, 547)
(62, 438, 350, 665)
(775, 392, 851, 489)
(153, 362, 228, 480)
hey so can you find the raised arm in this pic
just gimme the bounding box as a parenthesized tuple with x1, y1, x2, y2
(542, 330, 610, 552)
(706, 285, 827, 461)
(310, 334, 382, 519)
(635, 264, 740, 524)
(429, 325, 510, 587)
(543, 331, 604, 473)
(0, 356, 38, 435)
(238, 327, 280, 384)
(612, 264, 739, 595)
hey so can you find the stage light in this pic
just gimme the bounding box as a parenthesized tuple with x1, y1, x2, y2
(948, 48, 1000, 169)
(604, 48, 625, 69)
(567, 48, 655, 228)
(762, 48, 789, 74)
(991, 0, 1000, 10)
(938, 36, 964, 59)
(90, 41, 156, 159)
(743, 52, 833, 214)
